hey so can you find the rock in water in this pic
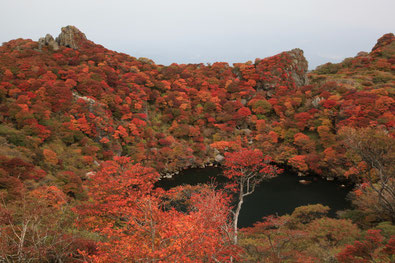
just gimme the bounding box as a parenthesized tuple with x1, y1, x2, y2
(299, 179, 312, 185)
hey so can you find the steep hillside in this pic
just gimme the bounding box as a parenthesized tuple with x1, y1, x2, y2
(0, 27, 394, 197)
(0, 26, 394, 262)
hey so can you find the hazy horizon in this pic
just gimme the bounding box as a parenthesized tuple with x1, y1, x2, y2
(1, 0, 394, 69)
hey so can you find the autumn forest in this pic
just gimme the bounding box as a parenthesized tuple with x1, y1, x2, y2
(0, 26, 394, 262)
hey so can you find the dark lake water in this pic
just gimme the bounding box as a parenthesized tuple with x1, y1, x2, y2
(157, 167, 353, 228)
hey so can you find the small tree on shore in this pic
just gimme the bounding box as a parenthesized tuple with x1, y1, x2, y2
(223, 148, 282, 244)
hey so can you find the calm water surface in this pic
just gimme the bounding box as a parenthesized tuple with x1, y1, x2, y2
(158, 167, 352, 228)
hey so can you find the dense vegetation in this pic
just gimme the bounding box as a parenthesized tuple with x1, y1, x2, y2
(0, 26, 393, 262)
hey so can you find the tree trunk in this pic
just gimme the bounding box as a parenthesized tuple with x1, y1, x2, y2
(233, 186, 244, 245)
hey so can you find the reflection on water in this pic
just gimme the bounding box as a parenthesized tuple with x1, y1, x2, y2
(157, 167, 352, 228)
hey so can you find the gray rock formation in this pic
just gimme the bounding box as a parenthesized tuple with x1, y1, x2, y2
(56, 25, 87, 49)
(38, 34, 59, 50)
(287, 48, 309, 87)
(38, 25, 87, 50)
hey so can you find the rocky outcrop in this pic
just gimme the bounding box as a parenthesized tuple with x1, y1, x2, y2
(72, 92, 96, 105)
(286, 48, 309, 87)
(255, 48, 309, 91)
(38, 34, 59, 50)
(38, 25, 87, 50)
(56, 26, 87, 49)
(371, 33, 394, 52)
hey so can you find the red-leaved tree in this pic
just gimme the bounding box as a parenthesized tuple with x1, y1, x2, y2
(76, 157, 238, 262)
(223, 149, 282, 244)
(337, 229, 394, 263)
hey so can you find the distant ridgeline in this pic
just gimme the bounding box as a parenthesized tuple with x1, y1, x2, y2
(0, 26, 394, 199)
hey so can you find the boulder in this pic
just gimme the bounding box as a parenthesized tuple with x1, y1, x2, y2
(299, 179, 312, 185)
(312, 96, 324, 108)
(240, 129, 252, 136)
(85, 171, 96, 179)
(297, 172, 305, 177)
(215, 154, 225, 163)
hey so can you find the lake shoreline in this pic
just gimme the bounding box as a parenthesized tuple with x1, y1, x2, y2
(156, 166, 353, 228)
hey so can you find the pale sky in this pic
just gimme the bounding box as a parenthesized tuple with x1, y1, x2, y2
(1, 0, 394, 69)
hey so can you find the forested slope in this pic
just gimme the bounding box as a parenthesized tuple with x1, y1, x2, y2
(0, 27, 393, 262)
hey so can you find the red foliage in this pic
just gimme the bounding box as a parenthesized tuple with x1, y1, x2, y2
(76, 157, 238, 262)
(0, 28, 394, 261)
(224, 149, 280, 180)
(337, 230, 394, 263)
(288, 155, 309, 171)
